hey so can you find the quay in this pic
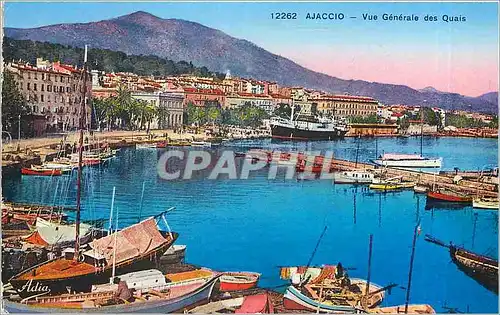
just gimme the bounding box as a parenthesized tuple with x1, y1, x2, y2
(329, 158, 498, 197)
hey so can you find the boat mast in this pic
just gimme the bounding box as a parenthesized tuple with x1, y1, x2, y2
(420, 107, 423, 156)
(74, 45, 89, 261)
(404, 219, 421, 313)
(365, 234, 373, 295)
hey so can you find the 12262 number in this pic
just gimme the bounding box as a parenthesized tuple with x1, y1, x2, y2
(271, 13, 297, 19)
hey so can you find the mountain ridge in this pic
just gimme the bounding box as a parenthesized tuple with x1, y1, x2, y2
(5, 11, 498, 113)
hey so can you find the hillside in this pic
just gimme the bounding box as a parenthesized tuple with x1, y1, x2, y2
(5, 11, 497, 113)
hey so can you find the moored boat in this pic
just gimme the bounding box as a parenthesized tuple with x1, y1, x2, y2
(368, 304, 436, 314)
(4, 268, 221, 313)
(191, 141, 212, 148)
(425, 234, 498, 294)
(219, 272, 261, 292)
(413, 185, 429, 194)
(333, 171, 374, 184)
(472, 197, 499, 210)
(8, 216, 178, 298)
(136, 142, 157, 149)
(280, 265, 385, 313)
(21, 167, 63, 176)
(427, 189, 472, 203)
(160, 244, 187, 264)
(372, 153, 442, 168)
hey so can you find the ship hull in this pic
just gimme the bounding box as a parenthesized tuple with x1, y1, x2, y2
(373, 158, 442, 168)
(271, 124, 346, 140)
(3, 274, 219, 313)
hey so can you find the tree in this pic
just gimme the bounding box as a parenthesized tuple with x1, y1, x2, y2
(2, 71, 30, 138)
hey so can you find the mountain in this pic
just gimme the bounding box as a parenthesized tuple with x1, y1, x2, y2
(5, 11, 498, 114)
(419, 86, 445, 94)
(477, 92, 498, 107)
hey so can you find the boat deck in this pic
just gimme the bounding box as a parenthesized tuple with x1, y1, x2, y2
(17, 259, 97, 280)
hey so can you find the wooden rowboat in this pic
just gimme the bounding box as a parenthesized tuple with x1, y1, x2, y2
(425, 234, 498, 294)
(368, 304, 435, 314)
(472, 197, 499, 210)
(427, 190, 472, 203)
(219, 272, 261, 292)
(4, 268, 221, 313)
(21, 167, 63, 176)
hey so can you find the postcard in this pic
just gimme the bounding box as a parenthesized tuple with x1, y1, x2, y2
(1, 1, 498, 313)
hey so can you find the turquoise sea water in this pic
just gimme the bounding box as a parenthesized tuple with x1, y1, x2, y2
(2, 137, 498, 313)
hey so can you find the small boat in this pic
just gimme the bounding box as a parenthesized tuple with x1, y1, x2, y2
(156, 141, 168, 148)
(219, 272, 260, 292)
(160, 244, 187, 264)
(191, 141, 212, 148)
(369, 183, 404, 190)
(413, 185, 428, 194)
(473, 197, 499, 210)
(425, 235, 498, 294)
(372, 153, 442, 168)
(41, 162, 77, 172)
(280, 265, 385, 313)
(235, 292, 275, 313)
(4, 268, 221, 313)
(368, 304, 435, 314)
(22, 217, 95, 248)
(333, 171, 374, 184)
(136, 142, 157, 149)
(427, 189, 472, 203)
(21, 167, 63, 176)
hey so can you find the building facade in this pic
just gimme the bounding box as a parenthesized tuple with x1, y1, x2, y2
(183, 87, 225, 107)
(159, 92, 184, 128)
(224, 93, 274, 113)
(316, 95, 379, 118)
(6, 59, 92, 134)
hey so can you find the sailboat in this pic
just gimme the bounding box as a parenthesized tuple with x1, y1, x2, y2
(7, 47, 178, 299)
(373, 110, 442, 168)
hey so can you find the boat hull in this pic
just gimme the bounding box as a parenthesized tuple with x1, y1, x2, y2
(21, 168, 62, 176)
(472, 199, 499, 210)
(450, 247, 498, 294)
(373, 158, 442, 168)
(427, 191, 472, 203)
(283, 286, 357, 313)
(3, 274, 219, 313)
(219, 272, 260, 292)
(271, 124, 347, 141)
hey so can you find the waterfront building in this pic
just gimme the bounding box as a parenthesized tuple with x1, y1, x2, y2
(5, 58, 92, 133)
(316, 95, 379, 118)
(131, 92, 160, 129)
(182, 87, 225, 107)
(159, 92, 184, 128)
(224, 93, 274, 113)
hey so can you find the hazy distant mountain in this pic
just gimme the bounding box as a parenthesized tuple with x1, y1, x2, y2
(419, 86, 445, 94)
(477, 92, 498, 108)
(5, 11, 498, 113)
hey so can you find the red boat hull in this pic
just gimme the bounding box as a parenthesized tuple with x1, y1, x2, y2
(282, 297, 312, 311)
(427, 191, 472, 203)
(219, 273, 260, 292)
(21, 168, 62, 176)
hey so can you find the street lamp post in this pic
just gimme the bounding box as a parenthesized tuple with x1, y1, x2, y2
(18, 114, 21, 142)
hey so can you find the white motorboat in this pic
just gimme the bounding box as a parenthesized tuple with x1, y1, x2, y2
(333, 170, 374, 184)
(473, 197, 499, 210)
(373, 153, 442, 168)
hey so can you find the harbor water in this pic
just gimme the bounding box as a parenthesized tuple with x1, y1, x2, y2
(2, 137, 498, 313)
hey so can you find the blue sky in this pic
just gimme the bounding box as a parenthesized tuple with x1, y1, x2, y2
(3, 2, 499, 96)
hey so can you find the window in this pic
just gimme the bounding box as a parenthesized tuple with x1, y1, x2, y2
(28, 72, 31, 79)
(41, 95, 44, 102)
(34, 83, 37, 91)
(41, 84, 44, 92)
(47, 85, 52, 92)
(20, 82, 23, 90)
(48, 95, 51, 102)
(42, 73, 45, 80)
(34, 73, 38, 80)
(66, 87, 70, 93)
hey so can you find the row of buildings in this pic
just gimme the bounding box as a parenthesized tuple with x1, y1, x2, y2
(8, 58, 469, 136)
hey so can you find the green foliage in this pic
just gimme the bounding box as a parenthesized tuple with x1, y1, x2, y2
(93, 86, 157, 130)
(2, 71, 31, 138)
(445, 113, 490, 128)
(3, 37, 224, 78)
(349, 114, 379, 124)
(273, 103, 292, 119)
(421, 107, 440, 126)
(185, 103, 269, 128)
(488, 116, 498, 129)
